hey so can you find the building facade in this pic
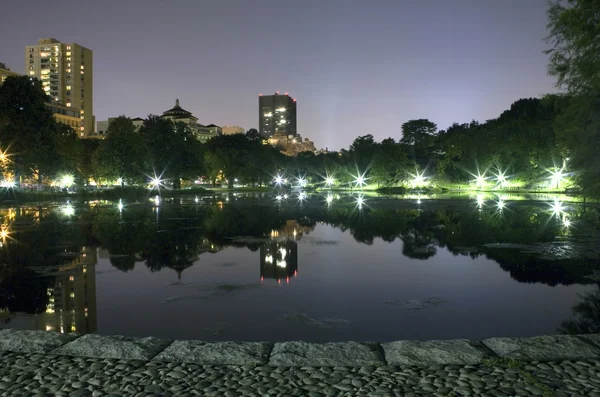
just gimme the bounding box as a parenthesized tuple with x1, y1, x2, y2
(95, 117, 144, 138)
(0, 62, 19, 84)
(25, 38, 94, 137)
(160, 99, 220, 143)
(222, 126, 245, 135)
(259, 92, 297, 137)
(48, 101, 81, 132)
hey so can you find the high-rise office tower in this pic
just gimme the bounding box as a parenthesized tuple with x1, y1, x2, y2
(25, 38, 94, 137)
(259, 92, 296, 137)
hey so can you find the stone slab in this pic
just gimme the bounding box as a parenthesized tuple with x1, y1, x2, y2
(0, 329, 80, 353)
(381, 339, 496, 365)
(483, 335, 600, 361)
(52, 334, 172, 360)
(153, 340, 271, 365)
(268, 341, 384, 366)
(579, 333, 600, 349)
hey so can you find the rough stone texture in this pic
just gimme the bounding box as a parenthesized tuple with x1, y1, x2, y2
(581, 333, 600, 349)
(52, 334, 172, 360)
(483, 335, 600, 361)
(0, 329, 79, 353)
(153, 340, 271, 365)
(382, 339, 496, 365)
(268, 341, 384, 366)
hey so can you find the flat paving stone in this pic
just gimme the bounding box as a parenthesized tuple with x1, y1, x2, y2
(268, 341, 384, 366)
(52, 334, 172, 360)
(382, 339, 496, 365)
(0, 329, 80, 353)
(152, 340, 271, 365)
(483, 335, 600, 361)
(580, 333, 600, 349)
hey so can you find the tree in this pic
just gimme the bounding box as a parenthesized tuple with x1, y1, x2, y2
(139, 116, 204, 189)
(546, 0, 600, 95)
(546, 0, 600, 195)
(0, 76, 77, 185)
(92, 116, 149, 185)
(400, 119, 438, 168)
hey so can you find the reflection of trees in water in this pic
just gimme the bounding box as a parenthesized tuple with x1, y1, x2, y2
(79, 202, 600, 286)
(0, 266, 49, 314)
(560, 285, 600, 334)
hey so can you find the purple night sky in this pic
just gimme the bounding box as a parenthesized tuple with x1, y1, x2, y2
(0, 0, 557, 150)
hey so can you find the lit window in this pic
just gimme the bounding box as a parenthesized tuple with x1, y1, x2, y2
(66, 57, 71, 61)
(80, 65, 84, 69)
(66, 51, 71, 56)
(66, 85, 71, 90)
(70, 292, 75, 298)
(66, 103, 71, 107)
(66, 68, 71, 73)
(66, 46, 71, 50)
(80, 132, 84, 137)
(29, 71, 35, 75)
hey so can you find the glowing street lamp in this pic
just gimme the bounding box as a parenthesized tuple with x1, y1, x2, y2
(194, 196, 200, 204)
(495, 170, 507, 188)
(325, 175, 335, 187)
(276, 194, 283, 201)
(354, 172, 367, 189)
(298, 191, 306, 201)
(60, 174, 74, 188)
(410, 170, 427, 188)
(274, 174, 284, 186)
(149, 176, 163, 189)
(0, 179, 15, 188)
(563, 217, 572, 228)
(550, 169, 564, 190)
(496, 199, 505, 211)
(474, 172, 487, 189)
(296, 176, 307, 188)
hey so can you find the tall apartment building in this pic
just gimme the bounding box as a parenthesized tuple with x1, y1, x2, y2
(259, 92, 297, 137)
(25, 38, 94, 137)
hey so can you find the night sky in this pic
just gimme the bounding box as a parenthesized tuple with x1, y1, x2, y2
(0, 0, 556, 150)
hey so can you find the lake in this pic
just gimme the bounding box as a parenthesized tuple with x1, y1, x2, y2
(0, 192, 598, 342)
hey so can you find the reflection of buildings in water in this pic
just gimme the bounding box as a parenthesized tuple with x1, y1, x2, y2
(261, 220, 313, 282)
(260, 240, 298, 283)
(269, 220, 314, 241)
(171, 239, 223, 280)
(37, 247, 98, 334)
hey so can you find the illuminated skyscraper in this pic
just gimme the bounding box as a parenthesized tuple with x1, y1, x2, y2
(259, 92, 296, 137)
(25, 38, 94, 137)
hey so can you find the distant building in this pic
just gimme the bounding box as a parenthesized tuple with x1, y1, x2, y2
(259, 92, 297, 137)
(160, 99, 220, 143)
(48, 101, 81, 132)
(267, 134, 316, 156)
(222, 126, 245, 135)
(25, 38, 94, 137)
(94, 117, 144, 138)
(0, 62, 19, 84)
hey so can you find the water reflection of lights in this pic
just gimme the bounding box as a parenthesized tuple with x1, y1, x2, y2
(326, 194, 333, 204)
(551, 199, 564, 216)
(356, 195, 365, 209)
(0, 225, 10, 240)
(476, 194, 485, 209)
(154, 195, 160, 206)
(276, 194, 283, 201)
(563, 217, 572, 228)
(496, 199, 505, 211)
(265, 254, 273, 264)
(495, 169, 508, 187)
(296, 176, 307, 188)
(276, 260, 287, 268)
(278, 247, 287, 259)
(62, 204, 75, 216)
(283, 194, 288, 199)
(117, 199, 124, 212)
(298, 192, 306, 201)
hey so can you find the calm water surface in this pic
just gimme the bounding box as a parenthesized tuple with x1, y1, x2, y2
(1, 194, 598, 341)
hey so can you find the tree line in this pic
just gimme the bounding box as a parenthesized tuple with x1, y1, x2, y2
(0, 0, 598, 194)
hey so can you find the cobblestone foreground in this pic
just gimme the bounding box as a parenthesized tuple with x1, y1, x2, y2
(0, 330, 599, 396)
